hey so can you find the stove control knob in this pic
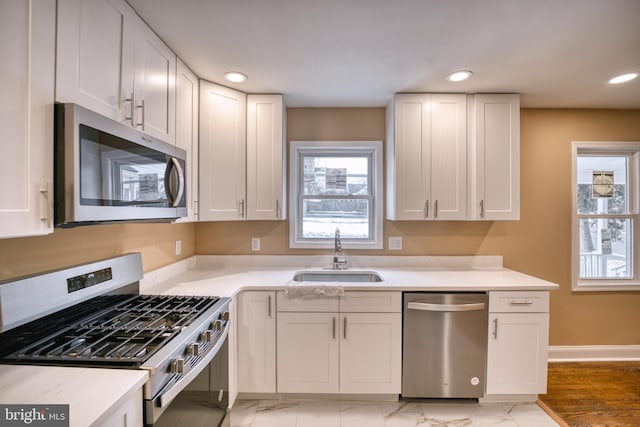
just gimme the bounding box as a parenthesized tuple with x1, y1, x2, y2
(212, 320, 222, 332)
(221, 311, 230, 321)
(201, 330, 213, 342)
(170, 358, 185, 374)
(188, 343, 200, 356)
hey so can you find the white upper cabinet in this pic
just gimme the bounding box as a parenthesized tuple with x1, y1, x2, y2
(56, 0, 135, 122)
(387, 93, 467, 220)
(199, 86, 286, 221)
(56, 0, 176, 143)
(0, 0, 55, 238)
(199, 81, 247, 221)
(132, 15, 176, 143)
(175, 59, 199, 222)
(469, 94, 520, 220)
(246, 94, 286, 220)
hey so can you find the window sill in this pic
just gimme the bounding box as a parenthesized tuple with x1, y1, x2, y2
(573, 279, 640, 292)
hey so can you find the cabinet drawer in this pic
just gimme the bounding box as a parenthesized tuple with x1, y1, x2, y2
(489, 291, 549, 313)
(276, 291, 339, 312)
(340, 292, 401, 313)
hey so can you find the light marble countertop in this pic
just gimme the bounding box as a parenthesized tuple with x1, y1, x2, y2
(140, 255, 559, 297)
(0, 365, 147, 426)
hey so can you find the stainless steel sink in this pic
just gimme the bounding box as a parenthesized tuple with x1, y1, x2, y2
(292, 270, 383, 283)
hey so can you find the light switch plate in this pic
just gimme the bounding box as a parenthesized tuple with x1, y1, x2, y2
(388, 236, 402, 250)
(175, 240, 182, 256)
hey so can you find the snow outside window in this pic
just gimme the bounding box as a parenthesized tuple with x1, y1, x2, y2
(289, 141, 383, 249)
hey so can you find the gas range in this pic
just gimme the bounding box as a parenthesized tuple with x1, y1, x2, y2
(0, 253, 230, 426)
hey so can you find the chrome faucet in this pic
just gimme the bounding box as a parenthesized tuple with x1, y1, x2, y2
(333, 228, 347, 270)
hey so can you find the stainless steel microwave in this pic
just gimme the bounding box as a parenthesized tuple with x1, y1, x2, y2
(54, 103, 187, 227)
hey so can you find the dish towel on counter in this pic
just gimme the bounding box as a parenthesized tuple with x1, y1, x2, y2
(284, 283, 345, 298)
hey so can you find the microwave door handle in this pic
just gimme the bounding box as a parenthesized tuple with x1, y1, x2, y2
(164, 158, 185, 207)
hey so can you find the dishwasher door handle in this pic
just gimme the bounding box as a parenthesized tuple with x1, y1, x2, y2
(407, 301, 486, 312)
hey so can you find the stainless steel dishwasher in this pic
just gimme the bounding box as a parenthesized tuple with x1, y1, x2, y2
(402, 292, 488, 398)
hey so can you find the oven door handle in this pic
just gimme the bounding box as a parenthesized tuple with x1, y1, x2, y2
(154, 325, 229, 411)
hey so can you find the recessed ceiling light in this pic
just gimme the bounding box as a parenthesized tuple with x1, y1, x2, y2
(224, 71, 248, 83)
(447, 70, 473, 82)
(608, 73, 638, 84)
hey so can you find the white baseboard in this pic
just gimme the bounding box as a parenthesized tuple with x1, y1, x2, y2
(548, 345, 640, 362)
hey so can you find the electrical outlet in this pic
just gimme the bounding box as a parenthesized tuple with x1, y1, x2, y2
(388, 236, 403, 250)
(175, 240, 182, 256)
(251, 237, 261, 251)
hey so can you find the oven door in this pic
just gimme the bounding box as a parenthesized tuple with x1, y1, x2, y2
(149, 333, 229, 427)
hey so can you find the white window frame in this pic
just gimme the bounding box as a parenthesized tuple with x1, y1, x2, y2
(289, 140, 383, 249)
(571, 141, 640, 291)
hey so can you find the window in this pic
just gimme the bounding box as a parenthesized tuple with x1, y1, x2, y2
(289, 141, 383, 249)
(572, 142, 640, 291)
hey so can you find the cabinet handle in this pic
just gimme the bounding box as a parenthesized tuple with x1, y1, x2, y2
(493, 318, 498, 339)
(509, 301, 534, 306)
(240, 199, 245, 218)
(275, 200, 280, 219)
(424, 200, 429, 219)
(124, 93, 136, 127)
(136, 99, 145, 130)
(343, 316, 347, 340)
(268, 295, 272, 317)
(434, 200, 438, 219)
(332, 317, 336, 339)
(39, 182, 52, 228)
(480, 199, 485, 219)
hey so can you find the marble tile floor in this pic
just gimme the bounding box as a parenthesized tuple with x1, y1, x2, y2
(229, 399, 560, 427)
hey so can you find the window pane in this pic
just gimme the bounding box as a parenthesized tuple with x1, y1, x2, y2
(579, 218, 632, 279)
(303, 156, 369, 195)
(577, 156, 628, 214)
(302, 199, 369, 238)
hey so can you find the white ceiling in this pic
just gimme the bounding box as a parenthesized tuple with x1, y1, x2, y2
(128, 0, 640, 108)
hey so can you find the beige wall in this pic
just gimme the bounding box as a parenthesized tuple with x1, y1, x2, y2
(1, 108, 639, 346)
(0, 222, 195, 281)
(196, 108, 640, 346)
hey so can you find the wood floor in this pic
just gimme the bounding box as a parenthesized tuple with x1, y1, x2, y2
(538, 361, 640, 427)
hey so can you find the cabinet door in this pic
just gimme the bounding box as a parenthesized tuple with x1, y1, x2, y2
(246, 95, 286, 220)
(175, 59, 199, 222)
(237, 292, 276, 393)
(97, 387, 143, 426)
(277, 312, 339, 393)
(199, 81, 247, 221)
(339, 313, 402, 394)
(430, 94, 467, 220)
(387, 93, 431, 220)
(470, 94, 520, 220)
(56, 0, 135, 123)
(0, 0, 55, 238)
(133, 16, 176, 143)
(486, 312, 549, 395)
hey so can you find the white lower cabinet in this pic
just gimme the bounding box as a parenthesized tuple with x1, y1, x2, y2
(236, 291, 276, 393)
(276, 291, 401, 395)
(97, 387, 143, 426)
(339, 313, 402, 394)
(485, 291, 550, 396)
(277, 312, 339, 393)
